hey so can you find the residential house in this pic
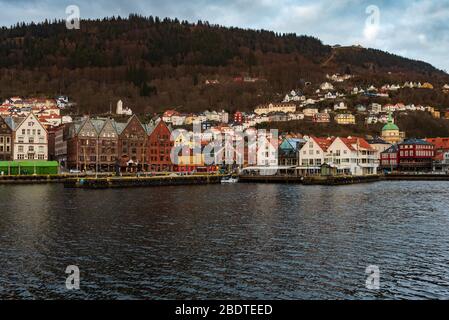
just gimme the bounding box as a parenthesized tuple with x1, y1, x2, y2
(335, 113, 356, 125)
(303, 108, 319, 117)
(313, 113, 330, 123)
(298, 137, 333, 175)
(320, 82, 334, 91)
(327, 137, 378, 175)
(334, 102, 347, 111)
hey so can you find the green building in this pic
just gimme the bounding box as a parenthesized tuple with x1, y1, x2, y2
(0, 161, 59, 175)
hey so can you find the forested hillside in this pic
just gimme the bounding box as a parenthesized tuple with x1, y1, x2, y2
(0, 14, 448, 114)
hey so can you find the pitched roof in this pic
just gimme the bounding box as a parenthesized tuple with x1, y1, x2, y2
(382, 144, 399, 154)
(426, 137, 449, 150)
(311, 137, 334, 151)
(399, 139, 433, 146)
(339, 137, 375, 151)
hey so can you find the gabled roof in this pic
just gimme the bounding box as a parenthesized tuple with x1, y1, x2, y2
(399, 139, 433, 146)
(382, 144, 399, 154)
(338, 137, 375, 151)
(2, 116, 15, 131)
(280, 138, 305, 151)
(310, 136, 334, 152)
(120, 114, 146, 135)
(426, 137, 449, 150)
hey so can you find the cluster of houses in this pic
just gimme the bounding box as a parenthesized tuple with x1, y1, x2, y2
(2, 108, 449, 176)
(0, 96, 72, 128)
(274, 116, 449, 175)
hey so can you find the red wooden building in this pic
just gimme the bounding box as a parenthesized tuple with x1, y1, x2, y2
(380, 145, 399, 171)
(147, 119, 174, 172)
(398, 139, 435, 171)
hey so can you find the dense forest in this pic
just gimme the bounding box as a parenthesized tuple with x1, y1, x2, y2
(0, 14, 448, 115)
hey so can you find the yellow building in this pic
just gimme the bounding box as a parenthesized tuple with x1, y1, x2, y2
(381, 113, 405, 144)
(335, 113, 356, 125)
(422, 82, 434, 89)
(254, 103, 296, 115)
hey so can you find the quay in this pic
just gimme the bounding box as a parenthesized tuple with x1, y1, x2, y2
(385, 173, 449, 181)
(239, 175, 382, 185)
(0, 174, 69, 184)
(63, 174, 223, 189)
(2, 173, 449, 187)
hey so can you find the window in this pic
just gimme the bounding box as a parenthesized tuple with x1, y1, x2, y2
(18, 146, 24, 152)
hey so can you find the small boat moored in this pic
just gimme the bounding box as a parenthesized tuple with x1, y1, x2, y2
(221, 176, 239, 184)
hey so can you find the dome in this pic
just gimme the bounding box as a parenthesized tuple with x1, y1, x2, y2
(382, 113, 399, 131)
(382, 123, 399, 131)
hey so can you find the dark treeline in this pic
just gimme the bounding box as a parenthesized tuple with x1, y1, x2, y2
(0, 15, 448, 115)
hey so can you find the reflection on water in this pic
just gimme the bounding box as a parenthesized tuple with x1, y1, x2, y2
(1, 182, 449, 299)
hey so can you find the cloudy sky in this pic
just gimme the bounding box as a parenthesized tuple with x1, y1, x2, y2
(1, 0, 448, 71)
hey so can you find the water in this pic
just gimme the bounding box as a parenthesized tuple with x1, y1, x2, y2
(1, 181, 449, 299)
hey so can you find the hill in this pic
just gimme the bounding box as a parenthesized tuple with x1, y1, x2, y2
(0, 14, 448, 115)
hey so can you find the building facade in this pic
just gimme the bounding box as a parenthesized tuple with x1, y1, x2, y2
(13, 113, 48, 161)
(118, 115, 148, 170)
(381, 114, 405, 144)
(398, 139, 434, 172)
(147, 119, 174, 172)
(380, 145, 399, 171)
(0, 116, 13, 160)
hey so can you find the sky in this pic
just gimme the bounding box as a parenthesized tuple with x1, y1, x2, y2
(1, 0, 448, 71)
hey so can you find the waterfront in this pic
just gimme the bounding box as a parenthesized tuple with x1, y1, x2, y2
(1, 182, 449, 299)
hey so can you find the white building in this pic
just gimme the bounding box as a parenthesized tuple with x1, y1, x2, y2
(303, 108, 319, 117)
(13, 113, 48, 160)
(334, 102, 347, 111)
(298, 136, 332, 170)
(320, 82, 334, 91)
(298, 136, 378, 175)
(116, 100, 133, 116)
(254, 103, 296, 115)
(327, 137, 378, 175)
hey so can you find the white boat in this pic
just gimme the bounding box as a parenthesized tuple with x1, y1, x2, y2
(221, 176, 239, 184)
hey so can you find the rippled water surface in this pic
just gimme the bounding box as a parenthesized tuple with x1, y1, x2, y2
(1, 182, 449, 299)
